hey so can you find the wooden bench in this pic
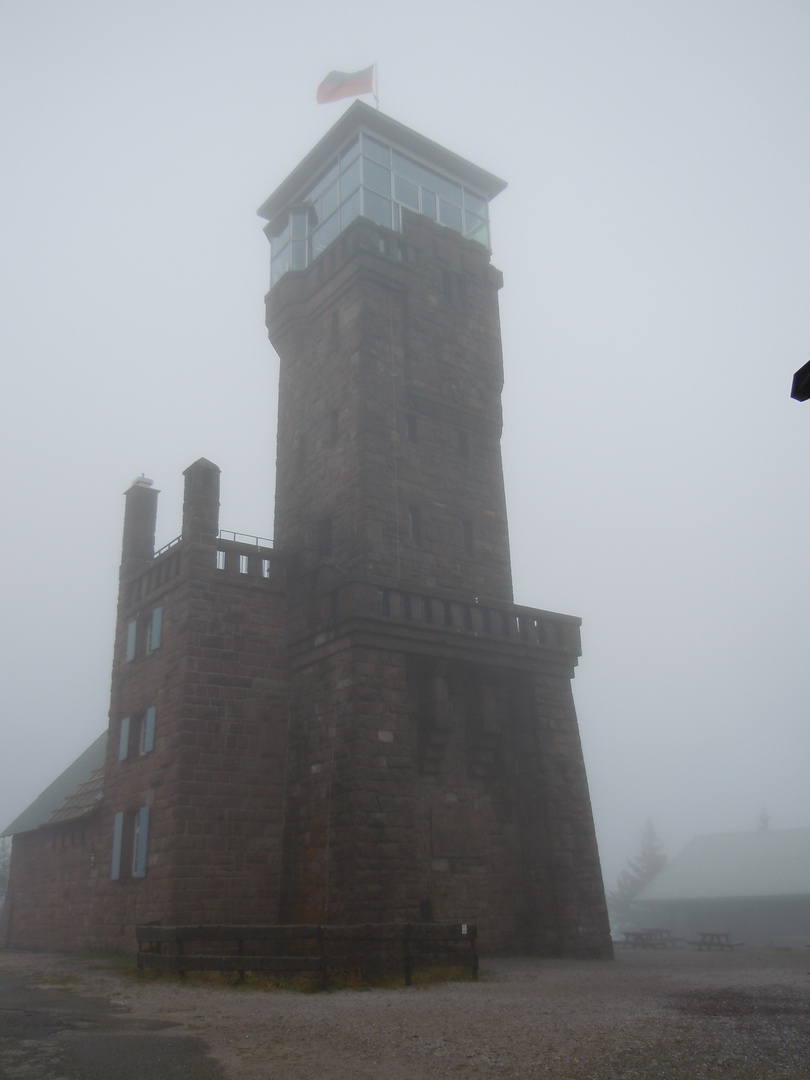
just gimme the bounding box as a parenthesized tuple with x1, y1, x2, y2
(688, 931, 744, 951)
(620, 928, 676, 949)
(136, 922, 478, 988)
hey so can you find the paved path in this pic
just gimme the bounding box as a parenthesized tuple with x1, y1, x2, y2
(0, 978, 225, 1079)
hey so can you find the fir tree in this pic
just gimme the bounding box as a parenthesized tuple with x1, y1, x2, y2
(0, 838, 10, 909)
(608, 818, 667, 929)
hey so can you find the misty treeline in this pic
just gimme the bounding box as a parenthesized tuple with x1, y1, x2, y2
(608, 818, 667, 929)
(0, 837, 9, 908)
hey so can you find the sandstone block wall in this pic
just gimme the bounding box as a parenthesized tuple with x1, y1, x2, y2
(268, 215, 513, 603)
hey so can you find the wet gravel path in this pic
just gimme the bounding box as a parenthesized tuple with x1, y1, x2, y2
(1, 947, 808, 1078)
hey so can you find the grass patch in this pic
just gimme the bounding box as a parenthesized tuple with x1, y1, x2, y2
(40, 972, 81, 992)
(69, 950, 142, 978)
(124, 963, 474, 992)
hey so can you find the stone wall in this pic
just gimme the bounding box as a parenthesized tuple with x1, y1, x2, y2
(277, 560, 611, 955)
(2, 817, 106, 951)
(268, 214, 513, 603)
(2, 463, 291, 952)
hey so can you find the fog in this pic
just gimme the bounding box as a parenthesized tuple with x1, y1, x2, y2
(1, 0, 808, 891)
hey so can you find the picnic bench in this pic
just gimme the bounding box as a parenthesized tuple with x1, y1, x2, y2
(688, 931, 744, 951)
(620, 928, 677, 949)
(136, 922, 478, 988)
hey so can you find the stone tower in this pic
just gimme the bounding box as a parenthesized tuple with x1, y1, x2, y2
(259, 103, 611, 955)
(1, 103, 612, 959)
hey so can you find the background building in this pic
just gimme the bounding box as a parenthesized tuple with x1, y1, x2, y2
(635, 829, 810, 946)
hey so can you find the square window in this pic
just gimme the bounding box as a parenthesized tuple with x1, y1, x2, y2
(363, 189, 393, 229)
(340, 157, 361, 199)
(320, 182, 339, 220)
(464, 211, 490, 247)
(394, 174, 419, 211)
(291, 238, 307, 270)
(132, 806, 150, 878)
(340, 187, 361, 228)
(118, 717, 131, 762)
(362, 134, 390, 165)
(439, 199, 463, 232)
(141, 707, 156, 754)
(431, 173, 462, 206)
(111, 807, 148, 882)
(146, 607, 162, 652)
(340, 136, 360, 167)
(270, 246, 290, 286)
(363, 158, 391, 197)
(311, 211, 340, 259)
(291, 210, 308, 239)
(464, 190, 488, 217)
(111, 812, 124, 881)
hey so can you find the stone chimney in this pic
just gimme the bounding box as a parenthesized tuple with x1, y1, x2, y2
(120, 475, 159, 577)
(181, 458, 220, 546)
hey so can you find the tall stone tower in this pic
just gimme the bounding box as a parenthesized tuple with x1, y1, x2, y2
(259, 103, 611, 955)
(0, 103, 611, 959)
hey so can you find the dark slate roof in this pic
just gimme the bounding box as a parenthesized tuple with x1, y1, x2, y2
(637, 828, 810, 902)
(791, 358, 810, 401)
(1, 733, 107, 837)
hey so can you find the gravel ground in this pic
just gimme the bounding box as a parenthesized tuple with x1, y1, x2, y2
(2, 946, 809, 1079)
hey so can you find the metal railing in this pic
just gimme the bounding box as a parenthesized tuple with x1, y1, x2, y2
(218, 530, 274, 548)
(154, 535, 182, 558)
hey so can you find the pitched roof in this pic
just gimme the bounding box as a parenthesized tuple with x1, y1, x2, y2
(637, 828, 810, 902)
(1, 733, 107, 837)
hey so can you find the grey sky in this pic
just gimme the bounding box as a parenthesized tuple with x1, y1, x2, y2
(1, 0, 808, 888)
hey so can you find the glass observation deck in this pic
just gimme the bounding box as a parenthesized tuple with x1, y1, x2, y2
(258, 104, 506, 290)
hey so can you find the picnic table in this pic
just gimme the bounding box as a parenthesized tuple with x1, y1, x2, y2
(690, 931, 743, 951)
(620, 928, 676, 949)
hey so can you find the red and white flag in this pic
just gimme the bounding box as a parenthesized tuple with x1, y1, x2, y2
(316, 65, 374, 104)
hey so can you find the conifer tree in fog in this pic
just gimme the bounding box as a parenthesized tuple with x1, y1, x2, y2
(609, 818, 667, 928)
(0, 838, 9, 909)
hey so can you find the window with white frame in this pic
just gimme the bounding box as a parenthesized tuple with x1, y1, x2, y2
(118, 707, 156, 761)
(269, 132, 491, 287)
(111, 806, 150, 881)
(146, 607, 162, 652)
